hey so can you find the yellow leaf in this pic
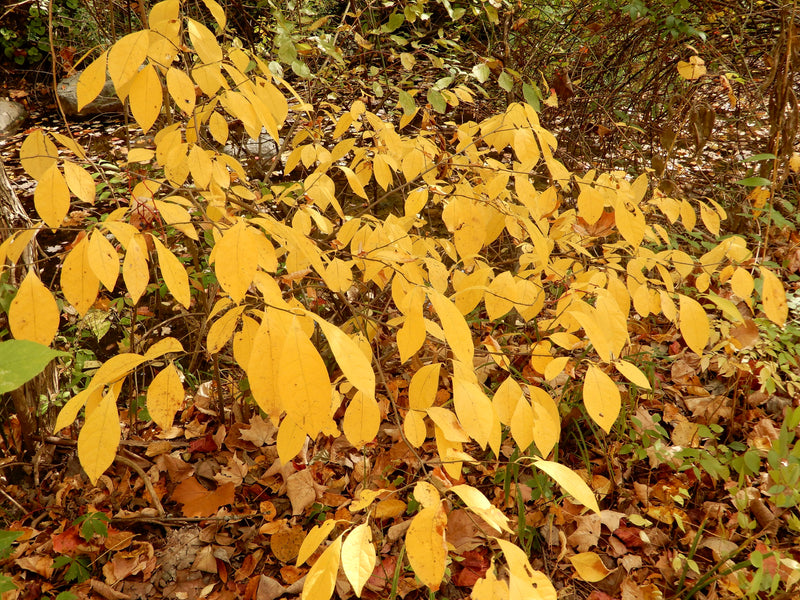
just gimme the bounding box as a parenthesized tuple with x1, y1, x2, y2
(569, 551, 612, 582)
(187, 18, 223, 64)
(91, 353, 147, 387)
(529, 385, 560, 458)
(279, 318, 334, 438)
(154, 199, 197, 240)
(407, 363, 440, 411)
(166, 67, 197, 116)
(452, 362, 494, 449)
(427, 407, 470, 443)
(492, 376, 523, 425)
(122, 234, 149, 304)
(343, 391, 380, 448)
(322, 258, 353, 293)
(142, 337, 183, 360)
(61, 236, 100, 316)
(107, 30, 149, 94)
(78, 390, 121, 485)
(397, 311, 426, 363)
(300, 535, 341, 600)
(338, 165, 368, 199)
(55, 387, 98, 432)
(129, 64, 163, 133)
(533, 459, 600, 513)
(10, 271, 59, 346)
(403, 409, 427, 447)
(63, 161, 96, 204)
(306, 312, 375, 400)
(20, 129, 58, 180)
(34, 165, 70, 228)
(214, 221, 258, 303)
(76, 51, 108, 112)
(495, 538, 557, 600)
(206, 305, 245, 354)
(413, 481, 440, 509)
(146, 362, 184, 430)
(543, 355, 569, 381)
(427, 289, 474, 365)
(297, 519, 337, 566)
(614, 359, 651, 389)
(760, 267, 788, 327)
(277, 415, 307, 464)
(349, 489, 382, 512)
(577, 185, 605, 225)
(341, 524, 376, 597)
(699, 202, 720, 236)
(449, 484, 511, 533)
(406, 503, 447, 592)
(151, 235, 191, 308)
(677, 55, 706, 80)
(208, 110, 229, 144)
(201, 0, 227, 30)
(679, 294, 709, 355)
(730, 267, 754, 301)
(510, 396, 534, 451)
(247, 309, 289, 422)
(472, 560, 509, 600)
(583, 365, 620, 434)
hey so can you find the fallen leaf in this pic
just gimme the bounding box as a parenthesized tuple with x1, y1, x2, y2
(170, 477, 235, 517)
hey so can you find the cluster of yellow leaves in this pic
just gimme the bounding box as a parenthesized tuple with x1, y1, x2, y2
(2, 0, 789, 597)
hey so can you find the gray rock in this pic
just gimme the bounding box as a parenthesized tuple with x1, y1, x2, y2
(0, 100, 27, 136)
(56, 71, 124, 116)
(222, 128, 279, 161)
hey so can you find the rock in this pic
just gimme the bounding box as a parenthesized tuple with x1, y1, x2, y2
(56, 71, 124, 116)
(222, 128, 279, 161)
(0, 100, 27, 136)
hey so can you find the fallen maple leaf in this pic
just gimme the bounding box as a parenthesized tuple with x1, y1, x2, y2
(170, 477, 235, 517)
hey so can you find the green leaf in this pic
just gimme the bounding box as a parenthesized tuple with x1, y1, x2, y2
(523, 82, 541, 112)
(398, 89, 416, 114)
(735, 177, 771, 187)
(742, 154, 776, 162)
(0, 340, 69, 394)
(382, 12, 405, 33)
(472, 63, 490, 84)
(498, 70, 513, 92)
(427, 88, 446, 113)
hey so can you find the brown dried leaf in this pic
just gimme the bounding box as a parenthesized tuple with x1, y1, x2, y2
(170, 477, 235, 517)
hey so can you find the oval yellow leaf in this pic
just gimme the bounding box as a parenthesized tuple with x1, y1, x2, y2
(534, 459, 600, 513)
(122, 234, 149, 304)
(146, 362, 184, 431)
(78, 390, 121, 485)
(297, 519, 337, 566)
(88, 229, 120, 292)
(10, 270, 59, 346)
(427, 289, 474, 365)
(613, 359, 651, 390)
(34, 164, 70, 229)
(151, 235, 191, 308)
(678, 294, 709, 356)
(20, 129, 58, 179)
(63, 161, 96, 205)
(529, 385, 560, 458)
(129, 64, 163, 133)
(76, 51, 108, 112)
(343, 391, 380, 448)
(406, 504, 447, 591)
(569, 551, 612, 582)
(583, 364, 620, 434)
(61, 236, 100, 316)
(403, 409, 427, 447)
(408, 363, 440, 411)
(760, 267, 788, 327)
(107, 30, 149, 93)
(166, 66, 197, 116)
(341, 524, 376, 597)
(300, 535, 341, 600)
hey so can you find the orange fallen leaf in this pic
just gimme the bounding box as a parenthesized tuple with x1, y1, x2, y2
(170, 476, 235, 517)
